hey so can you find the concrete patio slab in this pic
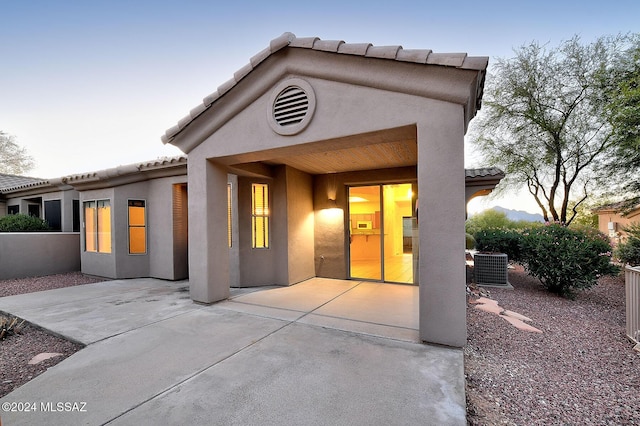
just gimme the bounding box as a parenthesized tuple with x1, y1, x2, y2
(111, 323, 465, 426)
(222, 279, 420, 342)
(0, 278, 168, 311)
(0, 279, 199, 344)
(312, 281, 419, 329)
(0, 308, 288, 426)
(0, 277, 466, 425)
(228, 277, 360, 312)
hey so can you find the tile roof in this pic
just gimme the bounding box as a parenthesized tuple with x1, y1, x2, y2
(0, 173, 49, 193)
(465, 168, 505, 179)
(63, 156, 187, 186)
(594, 197, 640, 215)
(162, 32, 489, 145)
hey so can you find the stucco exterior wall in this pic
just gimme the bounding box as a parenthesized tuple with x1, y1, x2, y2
(0, 233, 80, 279)
(187, 159, 229, 302)
(417, 106, 467, 347)
(79, 176, 189, 280)
(113, 181, 150, 278)
(598, 210, 640, 247)
(237, 176, 276, 286)
(283, 166, 315, 284)
(148, 176, 188, 280)
(192, 76, 448, 161)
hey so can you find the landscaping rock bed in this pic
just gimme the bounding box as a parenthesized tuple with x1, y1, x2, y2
(0, 273, 103, 398)
(466, 265, 640, 425)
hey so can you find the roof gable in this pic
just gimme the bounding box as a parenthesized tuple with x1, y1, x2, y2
(162, 32, 488, 151)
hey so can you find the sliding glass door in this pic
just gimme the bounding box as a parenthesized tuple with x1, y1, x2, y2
(348, 183, 416, 284)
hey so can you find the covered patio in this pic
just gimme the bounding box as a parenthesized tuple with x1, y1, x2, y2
(163, 32, 489, 347)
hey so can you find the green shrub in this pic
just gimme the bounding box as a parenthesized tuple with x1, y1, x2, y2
(0, 214, 51, 232)
(520, 224, 619, 297)
(465, 233, 476, 250)
(615, 222, 640, 266)
(474, 228, 523, 261)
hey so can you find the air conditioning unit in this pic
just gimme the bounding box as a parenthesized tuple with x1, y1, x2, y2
(474, 253, 510, 287)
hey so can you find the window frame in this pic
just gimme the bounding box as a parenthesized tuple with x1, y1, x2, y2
(251, 183, 270, 249)
(127, 199, 147, 255)
(83, 199, 112, 254)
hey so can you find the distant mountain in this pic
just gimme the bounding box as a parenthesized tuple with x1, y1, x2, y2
(491, 206, 544, 223)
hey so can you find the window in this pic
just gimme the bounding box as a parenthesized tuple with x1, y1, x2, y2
(28, 204, 40, 217)
(128, 200, 146, 254)
(84, 200, 111, 253)
(251, 183, 269, 249)
(73, 200, 80, 232)
(8, 205, 19, 215)
(44, 200, 61, 231)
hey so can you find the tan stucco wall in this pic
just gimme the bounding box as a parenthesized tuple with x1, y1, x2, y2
(282, 166, 315, 285)
(0, 233, 80, 280)
(237, 175, 277, 286)
(417, 107, 467, 347)
(187, 159, 229, 302)
(80, 175, 189, 280)
(598, 211, 640, 247)
(148, 176, 189, 280)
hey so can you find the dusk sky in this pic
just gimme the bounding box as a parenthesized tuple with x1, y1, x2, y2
(2, 0, 638, 213)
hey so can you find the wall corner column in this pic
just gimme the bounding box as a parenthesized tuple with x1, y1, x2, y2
(417, 107, 467, 347)
(188, 158, 230, 303)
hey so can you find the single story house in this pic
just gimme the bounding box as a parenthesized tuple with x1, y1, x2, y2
(594, 197, 640, 246)
(1, 33, 502, 347)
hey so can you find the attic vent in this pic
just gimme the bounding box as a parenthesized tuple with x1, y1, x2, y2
(268, 78, 316, 136)
(274, 86, 308, 126)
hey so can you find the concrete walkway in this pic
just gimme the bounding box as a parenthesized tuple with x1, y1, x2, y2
(0, 278, 465, 425)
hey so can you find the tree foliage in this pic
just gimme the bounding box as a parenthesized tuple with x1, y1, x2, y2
(0, 131, 34, 175)
(465, 209, 533, 236)
(470, 35, 634, 225)
(604, 36, 640, 192)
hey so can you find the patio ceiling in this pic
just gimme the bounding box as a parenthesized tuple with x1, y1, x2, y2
(217, 125, 417, 176)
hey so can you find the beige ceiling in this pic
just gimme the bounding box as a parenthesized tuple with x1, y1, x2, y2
(217, 126, 417, 176)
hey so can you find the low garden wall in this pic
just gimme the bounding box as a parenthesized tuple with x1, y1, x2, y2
(0, 233, 81, 280)
(626, 266, 640, 343)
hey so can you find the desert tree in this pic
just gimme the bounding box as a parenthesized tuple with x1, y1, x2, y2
(470, 35, 633, 225)
(604, 36, 640, 193)
(0, 131, 34, 175)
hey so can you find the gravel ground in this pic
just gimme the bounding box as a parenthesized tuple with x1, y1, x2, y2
(0, 272, 104, 398)
(466, 265, 640, 425)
